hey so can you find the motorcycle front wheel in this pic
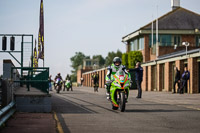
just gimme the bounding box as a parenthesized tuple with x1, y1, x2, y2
(119, 92, 126, 112)
(57, 85, 61, 93)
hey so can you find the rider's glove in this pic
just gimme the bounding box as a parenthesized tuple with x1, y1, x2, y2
(129, 79, 133, 86)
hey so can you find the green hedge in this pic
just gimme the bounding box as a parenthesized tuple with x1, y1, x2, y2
(128, 51, 143, 69)
(122, 53, 128, 68)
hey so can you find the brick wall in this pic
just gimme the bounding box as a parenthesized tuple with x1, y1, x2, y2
(182, 35, 195, 46)
(165, 62, 170, 91)
(157, 64, 162, 91)
(126, 42, 130, 53)
(82, 57, 199, 94)
(159, 46, 198, 57)
(82, 68, 107, 88)
(142, 66, 148, 91)
(147, 65, 153, 91)
(149, 48, 156, 60)
(143, 35, 150, 62)
(188, 57, 198, 93)
(77, 69, 82, 85)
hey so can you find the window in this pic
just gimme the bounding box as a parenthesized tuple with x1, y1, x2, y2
(130, 39, 138, 51)
(160, 35, 171, 46)
(86, 61, 91, 66)
(149, 34, 157, 47)
(172, 35, 181, 46)
(130, 37, 144, 51)
(149, 34, 160, 47)
(150, 34, 177, 46)
(196, 36, 200, 47)
(139, 37, 144, 50)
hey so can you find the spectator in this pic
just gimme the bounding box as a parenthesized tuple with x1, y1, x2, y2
(92, 71, 99, 84)
(80, 77, 84, 87)
(48, 75, 53, 91)
(132, 62, 143, 98)
(173, 67, 180, 93)
(180, 66, 190, 94)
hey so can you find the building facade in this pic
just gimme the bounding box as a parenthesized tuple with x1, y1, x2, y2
(122, 7, 200, 93)
(81, 6, 200, 93)
(77, 59, 99, 85)
(122, 7, 200, 62)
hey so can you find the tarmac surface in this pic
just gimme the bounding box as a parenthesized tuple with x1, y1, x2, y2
(1, 86, 200, 133)
(0, 113, 56, 133)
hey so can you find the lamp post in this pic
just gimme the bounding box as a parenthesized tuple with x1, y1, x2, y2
(182, 42, 190, 56)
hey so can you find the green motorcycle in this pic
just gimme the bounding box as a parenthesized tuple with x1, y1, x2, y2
(65, 80, 72, 91)
(109, 68, 130, 112)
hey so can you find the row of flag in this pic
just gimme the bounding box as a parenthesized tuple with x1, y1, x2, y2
(33, 0, 44, 68)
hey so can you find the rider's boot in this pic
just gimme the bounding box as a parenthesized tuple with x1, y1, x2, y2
(106, 85, 111, 100)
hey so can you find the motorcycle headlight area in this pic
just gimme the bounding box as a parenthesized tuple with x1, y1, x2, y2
(124, 83, 130, 88)
(113, 82, 121, 87)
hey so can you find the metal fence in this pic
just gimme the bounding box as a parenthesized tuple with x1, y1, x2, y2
(0, 78, 15, 127)
(11, 67, 49, 93)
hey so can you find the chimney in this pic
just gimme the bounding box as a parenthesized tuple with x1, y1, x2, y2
(171, 0, 180, 10)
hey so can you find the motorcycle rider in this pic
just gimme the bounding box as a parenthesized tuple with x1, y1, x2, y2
(105, 57, 131, 99)
(65, 74, 73, 91)
(92, 71, 99, 92)
(54, 73, 63, 89)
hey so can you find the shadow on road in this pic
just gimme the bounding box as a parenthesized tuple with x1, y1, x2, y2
(52, 95, 95, 114)
(125, 109, 198, 113)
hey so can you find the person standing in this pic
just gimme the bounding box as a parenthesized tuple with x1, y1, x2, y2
(173, 67, 180, 93)
(92, 71, 99, 92)
(48, 75, 53, 91)
(180, 66, 190, 94)
(80, 77, 84, 87)
(132, 62, 143, 98)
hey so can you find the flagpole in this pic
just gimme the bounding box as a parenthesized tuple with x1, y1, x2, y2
(156, 4, 159, 58)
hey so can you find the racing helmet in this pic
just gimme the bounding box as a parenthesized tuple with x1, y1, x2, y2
(113, 57, 121, 68)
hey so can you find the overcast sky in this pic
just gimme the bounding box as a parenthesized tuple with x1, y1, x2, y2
(0, 0, 200, 78)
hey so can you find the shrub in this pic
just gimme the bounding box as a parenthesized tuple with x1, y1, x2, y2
(122, 53, 128, 68)
(128, 51, 143, 69)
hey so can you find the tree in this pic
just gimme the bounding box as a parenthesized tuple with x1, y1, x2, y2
(105, 50, 122, 66)
(70, 74, 77, 83)
(128, 51, 143, 69)
(122, 53, 128, 68)
(70, 52, 90, 82)
(92, 55, 105, 67)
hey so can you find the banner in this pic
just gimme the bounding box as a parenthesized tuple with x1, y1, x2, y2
(38, 0, 44, 60)
(33, 39, 38, 68)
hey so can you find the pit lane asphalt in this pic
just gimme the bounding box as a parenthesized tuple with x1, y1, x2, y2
(51, 87, 200, 133)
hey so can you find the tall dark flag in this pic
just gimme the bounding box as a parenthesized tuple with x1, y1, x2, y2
(33, 39, 38, 68)
(38, 0, 44, 60)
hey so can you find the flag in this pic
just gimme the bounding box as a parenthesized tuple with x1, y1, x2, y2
(33, 39, 38, 68)
(38, 0, 44, 60)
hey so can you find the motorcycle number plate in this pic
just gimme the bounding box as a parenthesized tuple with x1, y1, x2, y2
(119, 75, 124, 81)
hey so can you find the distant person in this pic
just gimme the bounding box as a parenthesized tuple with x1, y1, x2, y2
(92, 71, 99, 85)
(54, 73, 63, 89)
(132, 62, 143, 98)
(173, 67, 180, 93)
(180, 66, 190, 94)
(65, 74, 73, 91)
(92, 71, 99, 92)
(80, 77, 84, 87)
(48, 75, 53, 91)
